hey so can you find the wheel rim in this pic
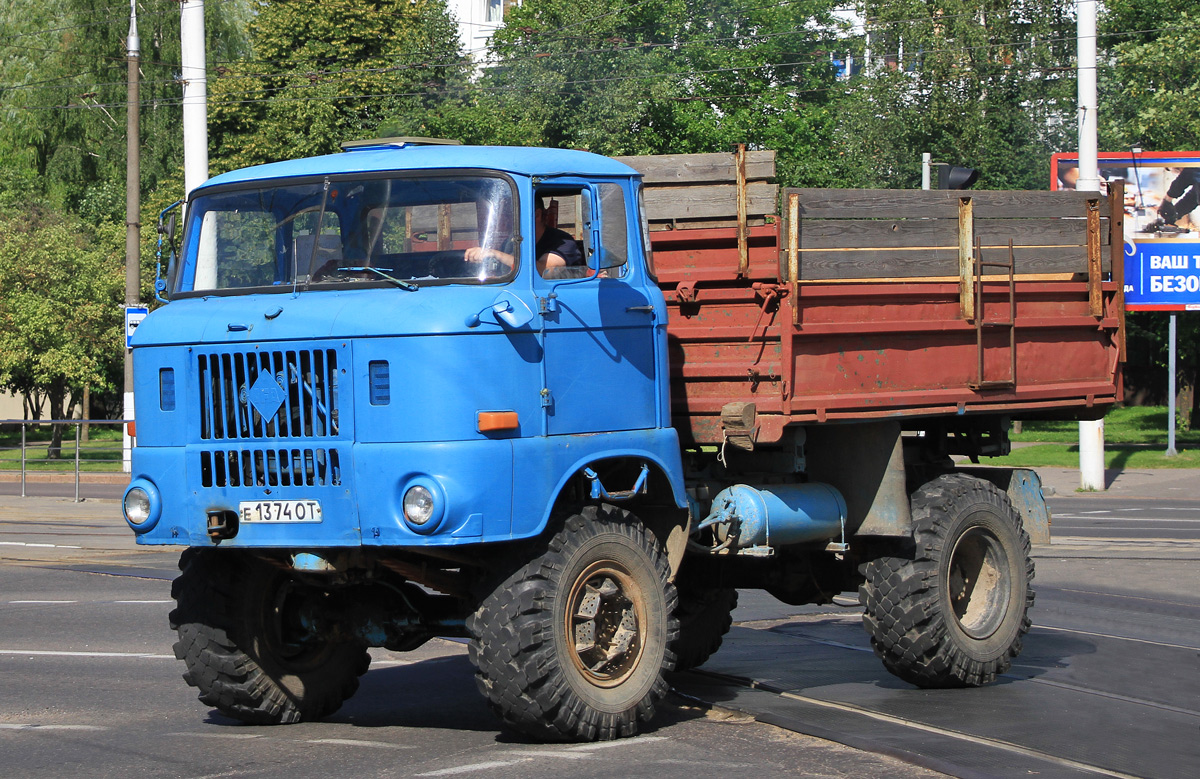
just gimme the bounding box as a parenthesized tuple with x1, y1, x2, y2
(946, 522, 1012, 640)
(564, 560, 646, 688)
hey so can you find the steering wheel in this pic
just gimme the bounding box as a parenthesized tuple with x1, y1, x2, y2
(428, 250, 485, 278)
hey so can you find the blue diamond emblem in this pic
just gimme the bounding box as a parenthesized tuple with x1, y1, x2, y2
(248, 371, 287, 420)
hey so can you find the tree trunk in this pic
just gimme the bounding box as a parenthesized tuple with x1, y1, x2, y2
(1179, 366, 1197, 432)
(82, 387, 90, 443)
(46, 381, 67, 460)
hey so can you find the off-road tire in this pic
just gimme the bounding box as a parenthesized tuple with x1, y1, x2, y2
(859, 473, 1034, 688)
(170, 549, 370, 724)
(467, 505, 678, 741)
(672, 587, 737, 671)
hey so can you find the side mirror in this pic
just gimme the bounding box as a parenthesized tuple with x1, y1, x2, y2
(464, 291, 534, 329)
(155, 199, 184, 302)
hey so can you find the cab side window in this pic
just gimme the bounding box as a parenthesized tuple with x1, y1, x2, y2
(536, 189, 591, 280)
(535, 185, 630, 280)
(597, 183, 628, 276)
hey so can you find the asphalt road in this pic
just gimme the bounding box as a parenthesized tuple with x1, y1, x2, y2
(686, 494, 1200, 778)
(2, 491, 1198, 778)
(5, 560, 931, 779)
(0, 499, 935, 779)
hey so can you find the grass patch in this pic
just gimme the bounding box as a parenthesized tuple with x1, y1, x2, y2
(0, 437, 125, 472)
(988, 443, 1200, 469)
(1014, 406, 1200, 445)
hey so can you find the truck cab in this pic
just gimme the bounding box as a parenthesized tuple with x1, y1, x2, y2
(126, 141, 687, 552)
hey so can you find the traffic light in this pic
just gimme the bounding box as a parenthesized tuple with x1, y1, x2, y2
(935, 164, 979, 190)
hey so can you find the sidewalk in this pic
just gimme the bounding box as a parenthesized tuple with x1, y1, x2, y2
(1033, 465, 1200, 500)
(0, 471, 129, 484)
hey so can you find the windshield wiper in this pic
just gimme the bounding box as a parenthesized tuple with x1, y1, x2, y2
(337, 266, 419, 291)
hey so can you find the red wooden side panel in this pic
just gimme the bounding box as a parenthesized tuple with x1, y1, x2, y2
(652, 224, 1122, 445)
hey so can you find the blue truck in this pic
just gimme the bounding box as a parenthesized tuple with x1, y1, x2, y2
(123, 140, 1123, 741)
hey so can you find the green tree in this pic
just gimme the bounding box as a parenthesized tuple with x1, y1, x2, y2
(0, 0, 250, 218)
(1099, 2, 1199, 151)
(208, 0, 469, 172)
(0, 208, 124, 454)
(447, 0, 851, 187)
(836, 0, 1077, 189)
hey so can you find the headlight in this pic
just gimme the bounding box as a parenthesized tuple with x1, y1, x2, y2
(403, 486, 435, 526)
(124, 487, 152, 526)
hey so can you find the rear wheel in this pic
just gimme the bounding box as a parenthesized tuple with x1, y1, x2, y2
(859, 474, 1033, 687)
(672, 586, 737, 671)
(170, 549, 370, 724)
(467, 505, 677, 741)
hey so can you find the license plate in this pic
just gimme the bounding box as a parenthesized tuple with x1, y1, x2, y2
(239, 500, 322, 523)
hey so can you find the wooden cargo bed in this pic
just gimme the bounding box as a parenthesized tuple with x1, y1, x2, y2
(624, 151, 1125, 446)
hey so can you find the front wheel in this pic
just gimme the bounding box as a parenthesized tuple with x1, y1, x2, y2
(467, 505, 678, 741)
(859, 474, 1034, 688)
(170, 549, 370, 724)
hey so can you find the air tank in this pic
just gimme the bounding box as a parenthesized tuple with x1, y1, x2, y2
(698, 483, 847, 548)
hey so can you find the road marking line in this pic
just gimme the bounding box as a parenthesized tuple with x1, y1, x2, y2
(1034, 624, 1200, 651)
(0, 724, 107, 731)
(306, 738, 412, 749)
(1055, 518, 1200, 523)
(1049, 536, 1200, 545)
(504, 750, 592, 760)
(1049, 586, 1200, 608)
(0, 649, 174, 659)
(0, 542, 82, 549)
(767, 686, 1142, 779)
(113, 600, 173, 604)
(8, 600, 78, 604)
(1004, 670, 1200, 718)
(566, 735, 667, 751)
(168, 732, 262, 740)
(416, 759, 532, 776)
(654, 759, 755, 768)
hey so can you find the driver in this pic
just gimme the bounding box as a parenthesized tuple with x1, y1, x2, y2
(466, 198, 582, 275)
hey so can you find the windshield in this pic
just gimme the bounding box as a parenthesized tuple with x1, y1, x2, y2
(174, 175, 517, 295)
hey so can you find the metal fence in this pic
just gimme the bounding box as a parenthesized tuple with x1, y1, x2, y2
(0, 419, 129, 502)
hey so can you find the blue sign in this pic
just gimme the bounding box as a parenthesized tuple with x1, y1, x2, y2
(1052, 152, 1200, 311)
(125, 306, 149, 348)
(1124, 238, 1200, 311)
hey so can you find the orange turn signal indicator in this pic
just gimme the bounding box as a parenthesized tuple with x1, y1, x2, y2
(477, 411, 519, 433)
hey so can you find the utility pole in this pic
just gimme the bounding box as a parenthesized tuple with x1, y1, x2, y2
(1076, 0, 1106, 491)
(181, 0, 209, 195)
(123, 0, 140, 473)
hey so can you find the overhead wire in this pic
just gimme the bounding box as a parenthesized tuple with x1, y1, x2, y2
(4, 14, 1170, 100)
(0, 6, 1186, 112)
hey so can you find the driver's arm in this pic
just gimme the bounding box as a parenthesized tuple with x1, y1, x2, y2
(464, 245, 515, 267)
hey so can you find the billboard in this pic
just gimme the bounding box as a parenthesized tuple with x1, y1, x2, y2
(1051, 152, 1200, 311)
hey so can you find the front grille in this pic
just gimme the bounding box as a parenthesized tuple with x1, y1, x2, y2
(198, 348, 339, 441)
(200, 448, 342, 488)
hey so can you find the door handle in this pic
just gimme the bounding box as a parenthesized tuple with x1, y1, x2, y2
(626, 305, 655, 313)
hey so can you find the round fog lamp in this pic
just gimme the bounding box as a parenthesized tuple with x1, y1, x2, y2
(403, 486, 435, 526)
(124, 487, 152, 525)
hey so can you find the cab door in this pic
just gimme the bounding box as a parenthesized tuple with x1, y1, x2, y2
(535, 181, 658, 436)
